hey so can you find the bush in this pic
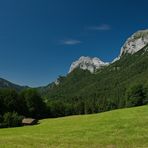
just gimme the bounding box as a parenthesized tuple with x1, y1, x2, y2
(2, 112, 23, 128)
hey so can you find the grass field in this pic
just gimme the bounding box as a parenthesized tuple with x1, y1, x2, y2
(0, 106, 148, 148)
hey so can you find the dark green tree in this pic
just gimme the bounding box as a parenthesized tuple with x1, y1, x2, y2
(0, 89, 19, 113)
(126, 84, 146, 107)
(21, 89, 46, 118)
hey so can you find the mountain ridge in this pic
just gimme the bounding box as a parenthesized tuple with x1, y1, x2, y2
(1, 29, 148, 117)
(1, 29, 148, 90)
(42, 43, 148, 114)
(0, 78, 28, 91)
(68, 29, 148, 73)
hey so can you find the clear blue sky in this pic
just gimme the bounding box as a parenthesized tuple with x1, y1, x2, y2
(0, 0, 148, 87)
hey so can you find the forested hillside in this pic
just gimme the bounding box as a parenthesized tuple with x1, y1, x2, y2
(42, 45, 148, 117)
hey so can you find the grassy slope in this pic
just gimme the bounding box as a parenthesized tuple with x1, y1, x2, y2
(0, 106, 148, 148)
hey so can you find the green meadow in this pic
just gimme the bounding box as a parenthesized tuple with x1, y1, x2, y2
(0, 105, 148, 148)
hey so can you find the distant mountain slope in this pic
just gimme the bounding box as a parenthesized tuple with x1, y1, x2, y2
(0, 78, 27, 91)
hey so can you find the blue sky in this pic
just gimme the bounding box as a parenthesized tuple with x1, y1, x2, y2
(0, 0, 148, 87)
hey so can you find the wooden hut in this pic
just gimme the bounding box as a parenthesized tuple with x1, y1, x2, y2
(22, 118, 38, 126)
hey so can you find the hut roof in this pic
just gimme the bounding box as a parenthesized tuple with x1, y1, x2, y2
(22, 118, 37, 125)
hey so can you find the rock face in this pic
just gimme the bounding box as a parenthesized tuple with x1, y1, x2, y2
(119, 29, 148, 56)
(69, 56, 109, 73)
(69, 29, 148, 72)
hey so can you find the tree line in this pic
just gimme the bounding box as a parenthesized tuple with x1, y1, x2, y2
(0, 88, 46, 128)
(0, 83, 148, 128)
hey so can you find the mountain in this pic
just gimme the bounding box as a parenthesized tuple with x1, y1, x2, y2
(69, 30, 148, 72)
(0, 78, 27, 91)
(44, 44, 148, 113)
(119, 29, 148, 56)
(42, 29, 148, 115)
(69, 56, 109, 73)
(0, 29, 148, 119)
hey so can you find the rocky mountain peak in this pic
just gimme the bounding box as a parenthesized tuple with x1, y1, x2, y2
(119, 29, 148, 56)
(69, 56, 109, 73)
